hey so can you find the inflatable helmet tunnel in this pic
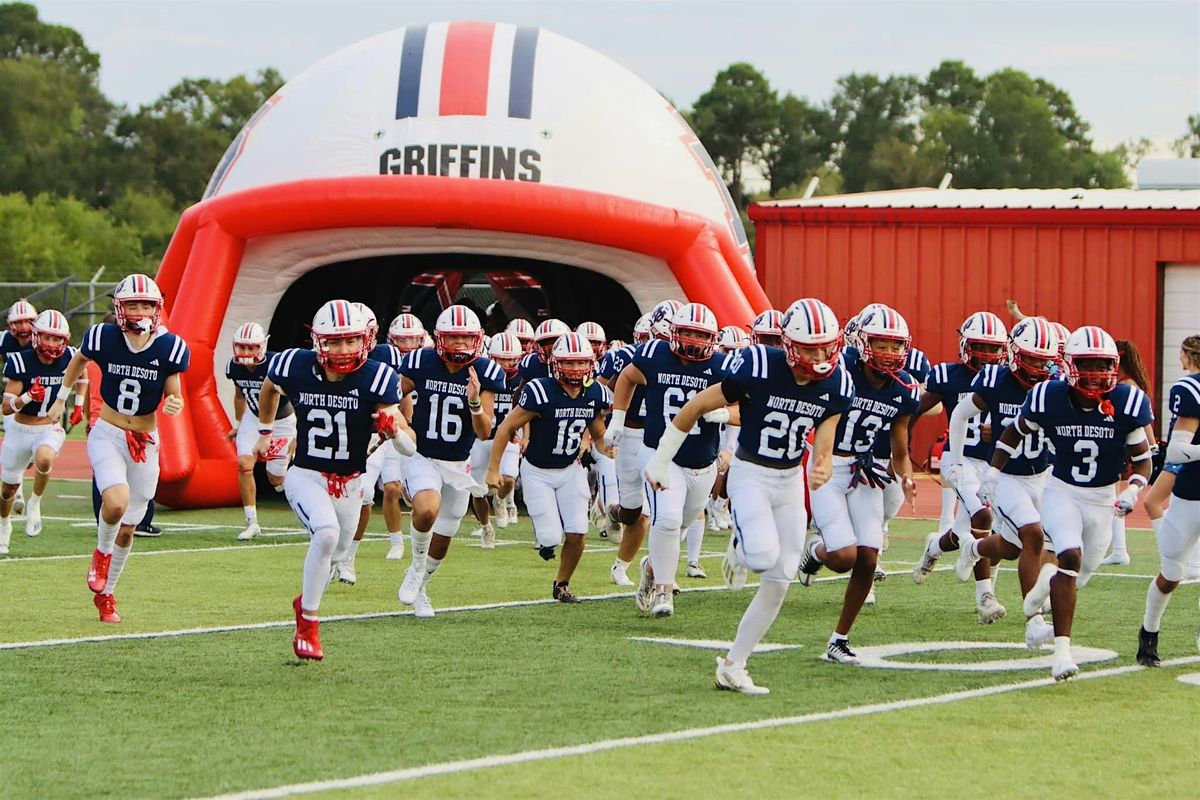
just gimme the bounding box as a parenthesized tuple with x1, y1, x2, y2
(153, 21, 770, 508)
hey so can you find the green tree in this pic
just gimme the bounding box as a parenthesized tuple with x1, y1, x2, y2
(829, 72, 922, 192)
(763, 94, 834, 196)
(108, 188, 180, 260)
(0, 193, 146, 281)
(690, 63, 779, 208)
(0, 2, 98, 75)
(1172, 113, 1200, 158)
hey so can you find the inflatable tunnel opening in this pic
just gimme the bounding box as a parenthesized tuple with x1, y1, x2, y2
(269, 253, 644, 346)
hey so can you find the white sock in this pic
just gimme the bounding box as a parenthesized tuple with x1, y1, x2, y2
(727, 579, 790, 665)
(273, 483, 285, 493)
(686, 517, 704, 563)
(409, 523, 431, 571)
(27, 493, 41, 506)
(1110, 515, 1127, 555)
(927, 535, 944, 557)
(1143, 581, 1171, 633)
(649, 526, 681, 588)
(346, 538, 361, 562)
(613, 557, 630, 572)
(1053, 635, 1072, 661)
(301, 527, 339, 611)
(388, 531, 404, 545)
(244, 506, 258, 524)
(103, 543, 132, 594)
(975, 577, 993, 602)
(938, 488, 958, 534)
(423, 555, 442, 583)
(97, 519, 120, 555)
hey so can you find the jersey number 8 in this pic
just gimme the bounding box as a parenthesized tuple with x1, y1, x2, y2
(116, 378, 141, 415)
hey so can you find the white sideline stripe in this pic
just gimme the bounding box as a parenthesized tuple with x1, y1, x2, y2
(0, 536, 393, 565)
(200, 654, 1200, 800)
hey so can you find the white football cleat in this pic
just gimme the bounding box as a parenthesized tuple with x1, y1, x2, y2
(589, 499, 606, 532)
(822, 638, 861, 665)
(1100, 551, 1130, 566)
(1025, 615, 1054, 650)
(864, 587, 876, 606)
(470, 525, 483, 538)
(722, 536, 747, 590)
(385, 538, 406, 561)
(332, 559, 356, 585)
(1023, 563, 1057, 618)
(1185, 562, 1200, 580)
(1052, 656, 1079, 682)
(0, 517, 11, 555)
(413, 589, 435, 619)
(398, 567, 423, 605)
(492, 495, 510, 529)
(954, 536, 981, 581)
(480, 523, 496, 550)
(686, 561, 707, 579)
(610, 560, 634, 587)
(976, 592, 1006, 624)
(11, 488, 24, 516)
(237, 522, 261, 541)
(912, 532, 941, 585)
(714, 656, 769, 695)
(24, 497, 41, 538)
(506, 499, 519, 523)
(651, 587, 674, 618)
(635, 556, 655, 612)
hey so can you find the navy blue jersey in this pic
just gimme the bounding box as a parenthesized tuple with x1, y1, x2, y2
(1020, 380, 1153, 488)
(843, 348, 929, 459)
(3, 346, 76, 417)
(0, 331, 31, 358)
(971, 365, 1050, 475)
(905, 347, 932, 384)
(82, 324, 189, 418)
(368, 343, 405, 372)
(399, 347, 507, 461)
(600, 343, 647, 424)
(722, 345, 854, 468)
(634, 339, 732, 468)
(487, 374, 518, 441)
(834, 355, 920, 455)
(927, 361, 989, 459)
(519, 378, 610, 469)
(1167, 373, 1200, 501)
(518, 352, 552, 384)
(267, 348, 400, 475)
(226, 352, 294, 419)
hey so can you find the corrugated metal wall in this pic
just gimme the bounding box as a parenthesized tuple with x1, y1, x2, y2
(749, 207, 1200, 463)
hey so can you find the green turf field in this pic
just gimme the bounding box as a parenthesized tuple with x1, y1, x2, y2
(0, 482, 1197, 799)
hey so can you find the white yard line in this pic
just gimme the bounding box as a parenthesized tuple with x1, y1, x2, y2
(198, 654, 1200, 800)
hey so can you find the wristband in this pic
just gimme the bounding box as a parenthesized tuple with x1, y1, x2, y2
(16, 392, 32, 409)
(1128, 474, 1149, 489)
(470, 406, 484, 416)
(609, 409, 627, 429)
(994, 439, 1019, 456)
(258, 425, 273, 436)
(1130, 449, 1153, 463)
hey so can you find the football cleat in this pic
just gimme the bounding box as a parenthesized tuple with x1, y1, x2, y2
(506, 498, 519, 523)
(1025, 615, 1054, 650)
(1100, 550, 1131, 566)
(798, 534, 822, 587)
(334, 559, 357, 586)
(87, 549, 111, 593)
(822, 638, 861, 665)
(589, 499, 606, 532)
(873, 563, 887, 583)
(912, 532, 941, 585)
(133, 523, 161, 538)
(537, 545, 556, 561)
(413, 589, 435, 618)
(93, 592, 121, 624)
(651, 588, 674, 618)
(385, 539, 405, 561)
(12, 489, 24, 516)
(0, 516, 11, 555)
(1136, 627, 1160, 667)
(864, 587, 877, 606)
(470, 525, 483, 538)
(1052, 656, 1079, 682)
(610, 560, 634, 587)
(237, 522, 261, 541)
(24, 497, 41, 537)
(955, 536, 981, 581)
(1023, 563, 1057, 618)
(976, 592, 1006, 624)
(635, 556, 656, 612)
(722, 536, 747, 590)
(293, 619, 323, 661)
(552, 581, 581, 604)
(714, 656, 770, 695)
(397, 567, 423, 606)
(492, 495, 510, 529)
(686, 561, 707, 579)
(480, 523, 496, 550)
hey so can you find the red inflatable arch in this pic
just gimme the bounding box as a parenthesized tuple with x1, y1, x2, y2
(152, 23, 769, 508)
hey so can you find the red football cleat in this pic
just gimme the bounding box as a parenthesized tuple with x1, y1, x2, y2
(94, 593, 121, 624)
(293, 617, 323, 661)
(87, 549, 111, 594)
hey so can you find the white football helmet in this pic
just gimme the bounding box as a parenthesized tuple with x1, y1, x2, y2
(858, 305, 911, 374)
(844, 303, 887, 352)
(534, 319, 571, 362)
(31, 309, 70, 360)
(113, 273, 164, 334)
(669, 303, 718, 361)
(7, 299, 37, 339)
(648, 300, 684, 340)
(717, 325, 750, 353)
(387, 313, 425, 353)
(751, 309, 784, 347)
(576, 321, 608, 359)
(312, 299, 371, 373)
(1063, 325, 1119, 400)
(232, 322, 268, 366)
(488, 331, 524, 380)
(781, 298, 842, 379)
(506, 318, 536, 353)
(1048, 321, 1070, 361)
(632, 313, 653, 344)
(351, 303, 379, 344)
(434, 305, 485, 366)
(1007, 316, 1059, 387)
(958, 311, 1008, 369)
(550, 333, 595, 387)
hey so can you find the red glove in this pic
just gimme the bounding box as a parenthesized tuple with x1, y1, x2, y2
(27, 377, 46, 403)
(70, 404, 84, 426)
(373, 411, 397, 439)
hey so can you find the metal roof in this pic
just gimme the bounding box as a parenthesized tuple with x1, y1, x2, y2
(756, 187, 1200, 211)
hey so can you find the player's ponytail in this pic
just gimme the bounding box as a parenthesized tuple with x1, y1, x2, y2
(1182, 335, 1200, 372)
(1115, 339, 1150, 393)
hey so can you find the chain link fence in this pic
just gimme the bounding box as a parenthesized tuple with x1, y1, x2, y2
(0, 270, 119, 329)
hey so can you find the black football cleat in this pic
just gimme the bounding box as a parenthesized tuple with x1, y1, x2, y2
(552, 581, 580, 603)
(1136, 626, 1160, 667)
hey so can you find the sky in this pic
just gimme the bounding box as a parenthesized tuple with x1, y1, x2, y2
(34, 0, 1200, 154)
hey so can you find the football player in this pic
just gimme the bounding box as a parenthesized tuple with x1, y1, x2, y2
(395, 305, 506, 617)
(749, 309, 783, 348)
(645, 298, 851, 694)
(707, 325, 751, 533)
(518, 319, 571, 384)
(380, 313, 427, 560)
(506, 318, 536, 355)
(940, 317, 1060, 643)
(2, 299, 39, 514)
(488, 333, 612, 601)
(981, 326, 1153, 680)
(225, 322, 294, 541)
(0, 311, 81, 551)
(802, 305, 919, 663)
(598, 301, 680, 586)
(256, 300, 410, 660)
(469, 332, 522, 547)
(608, 303, 732, 616)
(1136, 335, 1200, 666)
(49, 275, 189, 623)
(910, 312, 1008, 618)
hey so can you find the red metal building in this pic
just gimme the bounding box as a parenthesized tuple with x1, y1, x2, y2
(749, 187, 1200, 463)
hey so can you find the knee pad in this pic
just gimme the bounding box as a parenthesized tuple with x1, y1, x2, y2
(740, 541, 781, 574)
(310, 526, 339, 556)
